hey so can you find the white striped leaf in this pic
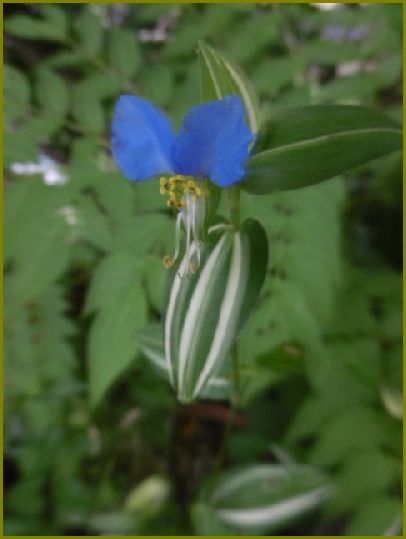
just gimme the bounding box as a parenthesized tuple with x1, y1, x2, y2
(198, 40, 261, 134)
(137, 323, 232, 401)
(164, 219, 268, 403)
(207, 464, 332, 534)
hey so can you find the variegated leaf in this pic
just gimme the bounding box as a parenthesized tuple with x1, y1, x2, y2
(138, 323, 232, 400)
(206, 464, 332, 534)
(198, 40, 261, 134)
(164, 219, 268, 403)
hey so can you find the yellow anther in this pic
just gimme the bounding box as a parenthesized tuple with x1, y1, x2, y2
(169, 175, 184, 186)
(176, 198, 186, 209)
(160, 175, 207, 212)
(159, 176, 171, 195)
(184, 179, 204, 198)
(163, 255, 174, 268)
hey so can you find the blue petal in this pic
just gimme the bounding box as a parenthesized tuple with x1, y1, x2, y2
(172, 95, 254, 187)
(111, 95, 175, 181)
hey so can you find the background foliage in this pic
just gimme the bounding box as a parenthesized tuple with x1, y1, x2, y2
(4, 3, 402, 536)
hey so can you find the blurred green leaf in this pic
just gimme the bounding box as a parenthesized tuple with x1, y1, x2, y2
(79, 72, 121, 100)
(139, 64, 174, 107)
(5, 7, 67, 41)
(5, 179, 71, 302)
(76, 196, 113, 252)
(125, 475, 170, 516)
(239, 178, 344, 382)
(88, 281, 147, 407)
(74, 8, 104, 59)
(4, 65, 30, 122)
(35, 68, 69, 117)
(108, 28, 140, 79)
(11, 216, 70, 304)
(331, 451, 400, 512)
(72, 82, 105, 134)
(223, 13, 278, 65)
(308, 407, 386, 468)
(345, 496, 402, 536)
(84, 252, 142, 315)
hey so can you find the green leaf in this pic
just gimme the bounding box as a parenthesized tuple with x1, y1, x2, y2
(308, 407, 386, 468)
(5, 179, 71, 303)
(108, 28, 140, 79)
(243, 105, 402, 194)
(43, 51, 85, 69)
(38, 4, 67, 36)
(143, 256, 166, 312)
(345, 496, 402, 536)
(11, 215, 70, 304)
(198, 41, 261, 133)
(78, 73, 121, 101)
(76, 197, 113, 252)
(331, 451, 400, 512)
(74, 9, 104, 59)
(238, 178, 344, 381)
(84, 252, 142, 315)
(192, 503, 234, 536)
(72, 82, 105, 134)
(139, 64, 174, 107)
(251, 54, 307, 97)
(4, 65, 31, 122)
(5, 10, 66, 41)
(206, 464, 332, 534)
(223, 13, 278, 65)
(35, 68, 68, 117)
(88, 282, 146, 407)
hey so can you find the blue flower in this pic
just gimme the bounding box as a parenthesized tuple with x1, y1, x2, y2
(111, 94, 253, 187)
(111, 94, 253, 274)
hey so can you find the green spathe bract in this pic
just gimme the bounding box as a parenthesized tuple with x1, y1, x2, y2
(199, 40, 261, 134)
(138, 323, 232, 401)
(164, 219, 268, 403)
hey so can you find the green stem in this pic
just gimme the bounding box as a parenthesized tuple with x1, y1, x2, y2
(228, 186, 241, 229)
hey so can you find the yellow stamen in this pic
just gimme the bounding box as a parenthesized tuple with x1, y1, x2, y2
(159, 176, 171, 194)
(176, 198, 186, 209)
(163, 255, 174, 268)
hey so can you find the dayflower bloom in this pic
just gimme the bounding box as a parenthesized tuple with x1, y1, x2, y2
(111, 94, 253, 272)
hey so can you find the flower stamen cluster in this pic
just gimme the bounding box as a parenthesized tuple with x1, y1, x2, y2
(159, 175, 207, 209)
(160, 175, 208, 274)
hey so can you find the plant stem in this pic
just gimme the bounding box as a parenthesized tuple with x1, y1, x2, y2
(228, 186, 241, 229)
(211, 343, 241, 476)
